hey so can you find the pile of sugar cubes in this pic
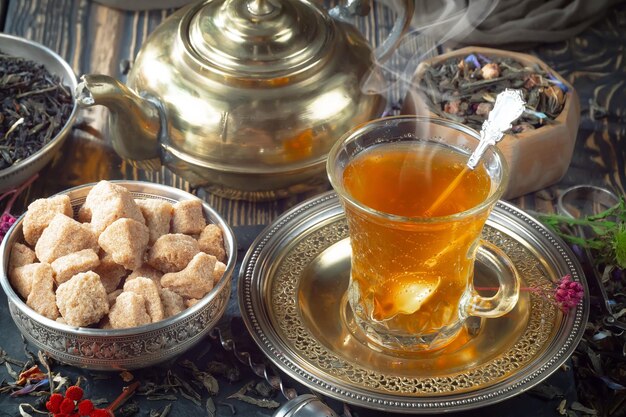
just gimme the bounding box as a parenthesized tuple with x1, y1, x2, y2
(7, 180, 228, 329)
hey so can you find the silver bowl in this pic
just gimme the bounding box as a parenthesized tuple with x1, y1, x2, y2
(0, 34, 78, 193)
(0, 181, 236, 370)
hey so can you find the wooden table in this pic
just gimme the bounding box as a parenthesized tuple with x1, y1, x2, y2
(2, 1, 625, 221)
(1, 1, 625, 416)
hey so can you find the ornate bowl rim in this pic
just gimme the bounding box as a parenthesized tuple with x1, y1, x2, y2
(0, 180, 237, 338)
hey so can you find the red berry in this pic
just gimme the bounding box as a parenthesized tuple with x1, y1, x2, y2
(47, 393, 65, 412)
(66, 385, 85, 401)
(78, 399, 95, 416)
(89, 409, 111, 417)
(60, 397, 76, 414)
(46, 401, 59, 413)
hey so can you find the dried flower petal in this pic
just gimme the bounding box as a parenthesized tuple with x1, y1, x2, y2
(10, 378, 49, 397)
(547, 73, 569, 92)
(480, 63, 500, 80)
(464, 54, 481, 69)
(443, 100, 461, 115)
(16, 365, 45, 385)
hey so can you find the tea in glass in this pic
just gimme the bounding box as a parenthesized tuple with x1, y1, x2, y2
(327, 116, 519, 352)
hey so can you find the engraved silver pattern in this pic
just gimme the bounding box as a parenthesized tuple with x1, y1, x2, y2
(0, 181, 236, 370)
(239, 191, 588, 413)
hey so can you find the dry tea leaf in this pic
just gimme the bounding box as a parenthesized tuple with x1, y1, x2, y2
(228, 381, 280, 409)
(206, 398, 216, 417)
(418, 54, 567, 133)
(0, 52, 73, 170)
(180, 359, 219, 396)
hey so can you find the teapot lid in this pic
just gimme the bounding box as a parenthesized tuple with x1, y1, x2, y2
(181, 0, 335, 81)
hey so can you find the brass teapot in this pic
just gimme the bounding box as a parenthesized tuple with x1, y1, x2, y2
(77, 0, 413, 200)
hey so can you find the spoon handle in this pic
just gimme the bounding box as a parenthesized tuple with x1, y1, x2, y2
(467, 89, 525, 170)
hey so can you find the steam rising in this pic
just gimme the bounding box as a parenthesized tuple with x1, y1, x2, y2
(350, 0, 501, 203)
(360, 0, 500, 108)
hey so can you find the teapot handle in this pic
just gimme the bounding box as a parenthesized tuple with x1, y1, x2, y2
(329, 0, 414, 63)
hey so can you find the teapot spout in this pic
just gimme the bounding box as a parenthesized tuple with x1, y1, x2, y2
(76, 74, 161, 169)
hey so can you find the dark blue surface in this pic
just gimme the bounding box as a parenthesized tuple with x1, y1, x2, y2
(0, 224, 576, 416)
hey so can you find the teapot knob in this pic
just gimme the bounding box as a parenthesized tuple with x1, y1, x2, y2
(246, 0, 279, 16)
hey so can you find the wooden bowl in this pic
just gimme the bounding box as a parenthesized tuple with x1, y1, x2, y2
(402, 46, 580, 199)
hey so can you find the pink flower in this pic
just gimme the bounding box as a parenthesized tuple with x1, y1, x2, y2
(554, 274, 584, 312)
(0, 212, 17, 242)
(0, 175, 38, 243)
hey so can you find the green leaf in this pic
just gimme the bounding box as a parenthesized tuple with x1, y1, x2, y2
(612, 224, 626, 269)
(537, 196, 626, 270)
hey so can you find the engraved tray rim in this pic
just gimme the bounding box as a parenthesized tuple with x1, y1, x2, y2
(238, 191, 589, 413)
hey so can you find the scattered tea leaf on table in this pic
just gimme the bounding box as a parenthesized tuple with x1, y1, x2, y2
(228, 381, 280, 409)
(181, 359, 219, 396)
(206, 397, 216, 417)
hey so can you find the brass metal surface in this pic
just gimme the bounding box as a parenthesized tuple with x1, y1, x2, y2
(127, 0, 385, 176)
(76, 0, 423, 199)
(239, 192, 588, 412)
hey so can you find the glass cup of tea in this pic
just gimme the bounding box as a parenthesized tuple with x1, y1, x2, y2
(327, 116, 520, 352)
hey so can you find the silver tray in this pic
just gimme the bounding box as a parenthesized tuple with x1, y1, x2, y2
(238, 191, 588, 413)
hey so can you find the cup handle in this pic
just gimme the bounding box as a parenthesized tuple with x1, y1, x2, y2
(462, 239, 520, 318)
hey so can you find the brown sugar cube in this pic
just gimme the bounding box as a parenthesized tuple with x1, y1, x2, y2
(93, 254, 127, 293)
(147, 234, 200, 273)
(127, 264, 162, 290)
(212, 261, 226, 285)
(161, 252, 216, 299)
(171, 200, 206, 235)
(26, 266, 59, 320)
(9, 263, 52, 299)
(135, 199, 173, 245)
(22, 194, 72, 246)
(197, 224, 227, 263)
(98, 218, 149, 271)
(108, 292, 151, 329)
(56, 271, 109, 327)
(77, 207, 91, 223)
(107, 289, 123, 307)
(83, 181, 145, 236)
(160, 288, 185, 318)
(184, 298, 200, 308)
(35, 214, 98, 264)
(123, 277, 164, 323)
(50, 249, 100, 285)
(9, 243, 36, 271)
